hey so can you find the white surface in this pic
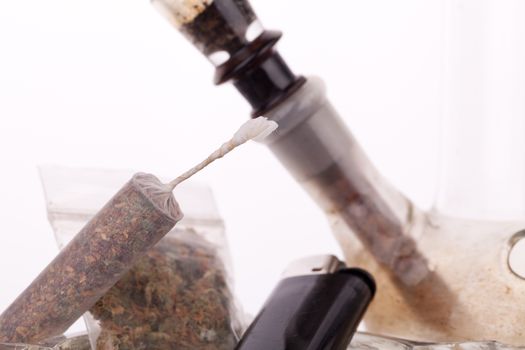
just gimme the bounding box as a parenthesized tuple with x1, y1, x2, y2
(0, 0, 441, 330)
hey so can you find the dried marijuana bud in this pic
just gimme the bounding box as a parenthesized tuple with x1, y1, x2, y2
(90, 231, 241, 350)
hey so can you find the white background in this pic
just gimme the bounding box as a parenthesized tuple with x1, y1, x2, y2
(0, 0, 442, 331)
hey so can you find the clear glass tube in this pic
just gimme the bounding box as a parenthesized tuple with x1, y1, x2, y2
(436, 0, 525, 221)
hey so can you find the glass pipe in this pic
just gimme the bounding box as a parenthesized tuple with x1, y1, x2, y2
(152, 0, 525, 345)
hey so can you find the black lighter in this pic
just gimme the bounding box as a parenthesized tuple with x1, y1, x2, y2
(235, 255, 375, 350)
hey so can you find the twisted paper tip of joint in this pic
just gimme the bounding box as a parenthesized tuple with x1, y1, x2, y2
(168, 117, 278, 190)
(233, 116, 279, 145)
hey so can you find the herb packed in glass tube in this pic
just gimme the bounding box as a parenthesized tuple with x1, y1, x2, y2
(152, 0, 260, 64)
